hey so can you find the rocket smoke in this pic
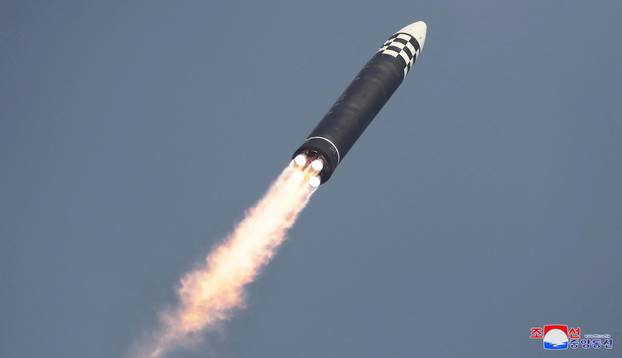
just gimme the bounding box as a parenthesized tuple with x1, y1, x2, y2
(133, 20, 427, 358)
(134, 161, 321, 358)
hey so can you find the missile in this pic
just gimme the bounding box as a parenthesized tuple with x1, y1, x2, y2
(293, 21, 427, 184)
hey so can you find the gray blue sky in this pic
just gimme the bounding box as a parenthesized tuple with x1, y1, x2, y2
(1, 1, 620, 357)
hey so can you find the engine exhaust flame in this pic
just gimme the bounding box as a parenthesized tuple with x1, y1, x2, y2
(133, 161, 319, 358)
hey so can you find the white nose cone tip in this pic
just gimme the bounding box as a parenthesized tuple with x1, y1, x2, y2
(398, 21, 427, 49)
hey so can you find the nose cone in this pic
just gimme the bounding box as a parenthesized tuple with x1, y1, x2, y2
(398, 21, 427, 49)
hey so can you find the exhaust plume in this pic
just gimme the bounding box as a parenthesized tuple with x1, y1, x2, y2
(133, 160, 320, 358)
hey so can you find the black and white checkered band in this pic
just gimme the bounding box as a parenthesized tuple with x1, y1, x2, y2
(378, 32, 421, 77)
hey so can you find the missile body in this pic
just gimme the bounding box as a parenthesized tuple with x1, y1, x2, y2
(293, 21, 427, 184)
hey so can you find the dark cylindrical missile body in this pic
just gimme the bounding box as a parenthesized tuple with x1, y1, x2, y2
(293, 21, 427, 184)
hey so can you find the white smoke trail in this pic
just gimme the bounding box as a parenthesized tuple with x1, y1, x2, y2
(132, 161, 318, 358)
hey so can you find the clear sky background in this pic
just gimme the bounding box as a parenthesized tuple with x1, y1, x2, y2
(1, 1, 620, 357)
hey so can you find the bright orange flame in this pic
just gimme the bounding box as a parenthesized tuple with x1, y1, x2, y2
(134, 161, 317, 358)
